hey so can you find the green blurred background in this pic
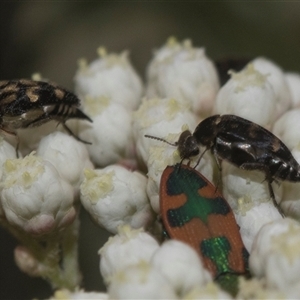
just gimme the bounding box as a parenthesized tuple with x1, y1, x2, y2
(0, 2, 300, 299)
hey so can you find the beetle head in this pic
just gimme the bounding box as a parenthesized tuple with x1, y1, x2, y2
(145, 130, 199, 160)
(177, 130, 199, 159)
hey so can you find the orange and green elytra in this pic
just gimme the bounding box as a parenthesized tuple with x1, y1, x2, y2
(159, 163, 250, 295)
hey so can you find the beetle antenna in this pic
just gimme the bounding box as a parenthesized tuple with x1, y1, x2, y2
(144, 134, 178, 146)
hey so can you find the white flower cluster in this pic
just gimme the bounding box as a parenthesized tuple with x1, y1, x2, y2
(74, 47, 143, 168)
(146, 37, 220, 119)
(48, 289, 108, 300)
(0, 132, 93, 236)
(0, 133, 93, 288)
(2, 37, 300, 299)
(99, 226, 222, 299)
(80, 165, 154, 234)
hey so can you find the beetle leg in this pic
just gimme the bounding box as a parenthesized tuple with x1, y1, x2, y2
(62, 122, 92, 145)
(15, 135, 20, 158)
(263, 172, 285, 218)
(239, 162, 266, 172)
(21, 107, 51, 127)
(232, 161, 284, 216)
(212, 148, 223, 193)
(214, 173, 223, 194)
(212, 147, 223, 171)
(239, 162, 285, 217)
(194, 147, 209, 169)
(267, 179, 285, 218)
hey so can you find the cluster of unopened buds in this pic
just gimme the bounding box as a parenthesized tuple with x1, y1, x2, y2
(2, 37, 300, 299)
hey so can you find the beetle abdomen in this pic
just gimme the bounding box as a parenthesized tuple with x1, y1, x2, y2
(0, 79, 92, 130)
(0, 80, 77, 114)
(273, 161, 300, 182)
(43, 103, 92, 122)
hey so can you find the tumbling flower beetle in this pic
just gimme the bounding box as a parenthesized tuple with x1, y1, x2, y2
(146, 114, 300, 216)
(160, 163, 250, 295)
(0, 79, 92, 151)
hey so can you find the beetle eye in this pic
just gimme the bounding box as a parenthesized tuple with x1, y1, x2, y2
(190, 148, 200, 157)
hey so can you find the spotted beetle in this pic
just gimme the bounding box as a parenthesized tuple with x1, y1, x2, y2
(0, 79, 92, 151)
(146, 114, 300, 216)
(160, 163, 250, 296)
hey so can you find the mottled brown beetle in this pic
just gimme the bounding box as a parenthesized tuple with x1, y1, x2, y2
(146, 114, 300, 216)
(0, 79, 92, 152)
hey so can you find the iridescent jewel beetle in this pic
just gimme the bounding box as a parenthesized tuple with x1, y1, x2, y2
(0, 79, 92, 152)
(146, 114, 300, 216)
(160, 163, 250, 296)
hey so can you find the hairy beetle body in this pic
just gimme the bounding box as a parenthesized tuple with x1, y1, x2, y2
(146, 114, 300, 216)
(0, 79, 92, 145)
(193, 115, 300, 183)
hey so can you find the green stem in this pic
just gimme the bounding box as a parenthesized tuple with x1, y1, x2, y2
(58, 217, 82, 290)
(0, 214, 82, 291)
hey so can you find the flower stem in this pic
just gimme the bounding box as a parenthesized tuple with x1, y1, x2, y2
(0, 215, 81, 291)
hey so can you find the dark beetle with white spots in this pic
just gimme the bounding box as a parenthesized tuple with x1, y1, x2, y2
(146, 114, 300, 216)
(0, 79, 92, 148)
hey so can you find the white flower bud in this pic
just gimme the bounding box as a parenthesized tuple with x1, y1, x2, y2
(250, 218, 300, 292)
(16, 122, 59, 156)
(285, 72, 300, 108)
(280, 146, 300, 220)
(183, 282, 232, 300)
(74, 48, 143, 111)
(48, 289, 108, 300)
(251, 57, 291, 117)
(37, 132, 94, 191)
(222, 161, 282, 211)
(14, 246, 45, 277)
(213, 64, 276, 128)
(235, 203, 282, 251)
(108, 260, 178, 299)
(0, 153, 75, 235)
(151, 240, 212, 297)
(221, 162, 282, 250)
(0, 139, 19, 219)
(133, 97, 198, 165)
(99, 225, 159, 283)
(236, 277, 288, 300)
(78, 99, 134, 167)
(0, 137, 17, 180)
(146, 37, 220, 118)
(80, 165, 154, 234)
(272, 108, 300, 150)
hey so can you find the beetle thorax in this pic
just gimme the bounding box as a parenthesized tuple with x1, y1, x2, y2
(193, 115, 221, 148)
